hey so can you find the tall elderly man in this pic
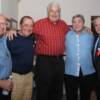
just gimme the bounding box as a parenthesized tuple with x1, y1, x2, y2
(33, 3, 68, 100)
(6, 2, 68, 100)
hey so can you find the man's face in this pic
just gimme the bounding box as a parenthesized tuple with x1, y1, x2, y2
(72, 17, 84, 33)
(48, 6, 60, 23)
(0, 16, 6, 36)
(94, 18, 100, 34)
(20, 18, 33, 37)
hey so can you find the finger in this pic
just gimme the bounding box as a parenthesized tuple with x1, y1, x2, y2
(14, 32, 17, 37)
(10, 81, 13, 89)
(7, 88, 11, 91)
(10, 83, 13, 89)
(7, 34, 11, 41)
(9, 36, 11, 41)
(11, 35, 14, 40)
(5, 34, 8, 38)
(6, 86, 11, 91)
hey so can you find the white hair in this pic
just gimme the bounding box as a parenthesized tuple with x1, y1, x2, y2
(47, 2, 61, 12)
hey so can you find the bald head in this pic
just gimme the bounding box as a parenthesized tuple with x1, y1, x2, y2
(47, 2, 61, 24)
(93, 17, 100, 34)
(47, 2, 61, 13)
(0, 15, 6, 22)
(0, 14, 7, 35)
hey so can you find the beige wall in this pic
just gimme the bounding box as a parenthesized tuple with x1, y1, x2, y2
(0, 0, 18, 20)
(0, 0, 1, 13)
(18, 0, 100, 27)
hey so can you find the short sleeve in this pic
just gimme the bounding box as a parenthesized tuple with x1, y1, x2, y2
(33, 20, 42, 35)
(62, 21, 69, 35)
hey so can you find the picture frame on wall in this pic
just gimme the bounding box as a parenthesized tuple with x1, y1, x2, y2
(11, 18, 18, 30)
(6, 18, 11, 31)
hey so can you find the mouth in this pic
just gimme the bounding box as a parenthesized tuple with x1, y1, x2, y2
(75, 27, 80, 30)
(97, 29, 100, 32)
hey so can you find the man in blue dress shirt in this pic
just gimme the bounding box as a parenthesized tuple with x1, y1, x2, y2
(64, 14, 96, 100)
(0, 15, 12, 100)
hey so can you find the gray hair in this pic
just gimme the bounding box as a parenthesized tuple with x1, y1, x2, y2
(72, 14, 85, 23)
(47, 2, 61, 13)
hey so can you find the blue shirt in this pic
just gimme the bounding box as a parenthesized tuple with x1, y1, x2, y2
(65, 30, 95, 77)
(0, 35, 12, 79)
(94, 35, 100, 59)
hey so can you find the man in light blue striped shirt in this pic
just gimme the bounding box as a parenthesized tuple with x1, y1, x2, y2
(0, 15, 12, 100)
(64, 14, 96, 100)
(65, 29, 95, 76)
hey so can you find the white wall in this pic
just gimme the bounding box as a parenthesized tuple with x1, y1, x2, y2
(0, 0, 18, 20)
(18, 0, 100, 27)
(0, 0, 1, 13)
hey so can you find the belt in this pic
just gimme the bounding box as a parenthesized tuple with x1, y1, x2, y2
(37, 55, 64, 59)
(12, 71, 32, 75)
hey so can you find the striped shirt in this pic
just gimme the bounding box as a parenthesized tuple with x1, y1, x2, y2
(0, 35, 12, 80)
(65, 31, 95, 76)
(33, 18, 68, 56)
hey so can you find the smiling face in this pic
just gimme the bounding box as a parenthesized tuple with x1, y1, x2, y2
(48, 3, 60, 24)
(20, 17, 34, 37)
(94, 17, 100, 34)
(0, 15, 6, 36)
(72, 16, 84, 33)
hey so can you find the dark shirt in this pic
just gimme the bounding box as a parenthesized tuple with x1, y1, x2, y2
(7, 33, 35, 74)
(94, 34, 100, 80)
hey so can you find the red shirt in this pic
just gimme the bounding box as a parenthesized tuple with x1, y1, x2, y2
(33, 18, 68, 56)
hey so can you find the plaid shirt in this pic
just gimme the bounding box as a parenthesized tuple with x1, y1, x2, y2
(33, 18, 68, 56)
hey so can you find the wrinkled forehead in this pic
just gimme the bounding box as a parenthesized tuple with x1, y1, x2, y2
(94, 17, 100, 25)
(47, 3, 61, 12)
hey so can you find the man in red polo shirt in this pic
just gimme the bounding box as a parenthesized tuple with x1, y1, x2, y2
(6, 2, 68, 100)
(33, 2, 68, 100)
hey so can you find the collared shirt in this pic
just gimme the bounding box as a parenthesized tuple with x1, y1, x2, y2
(94, 35, 100, 58)
(0, 35, 12, 79)
(65, 30, 95, 77)
(33, 18, 68, 56)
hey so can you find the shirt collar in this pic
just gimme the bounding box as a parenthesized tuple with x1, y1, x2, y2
(47, 17, 60, 26)
(71, 29, 87, 36)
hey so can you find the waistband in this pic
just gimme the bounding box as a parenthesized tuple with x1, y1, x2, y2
(37, 55, 64, 58)
(12, 71, 32, 75)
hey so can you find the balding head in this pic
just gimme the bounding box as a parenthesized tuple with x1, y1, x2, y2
(47, 2, 61, 13)
(0, 14, 7, 35)
(47, 2, 61, 24)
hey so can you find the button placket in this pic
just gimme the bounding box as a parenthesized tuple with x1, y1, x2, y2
(76, 35, 80, 76)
